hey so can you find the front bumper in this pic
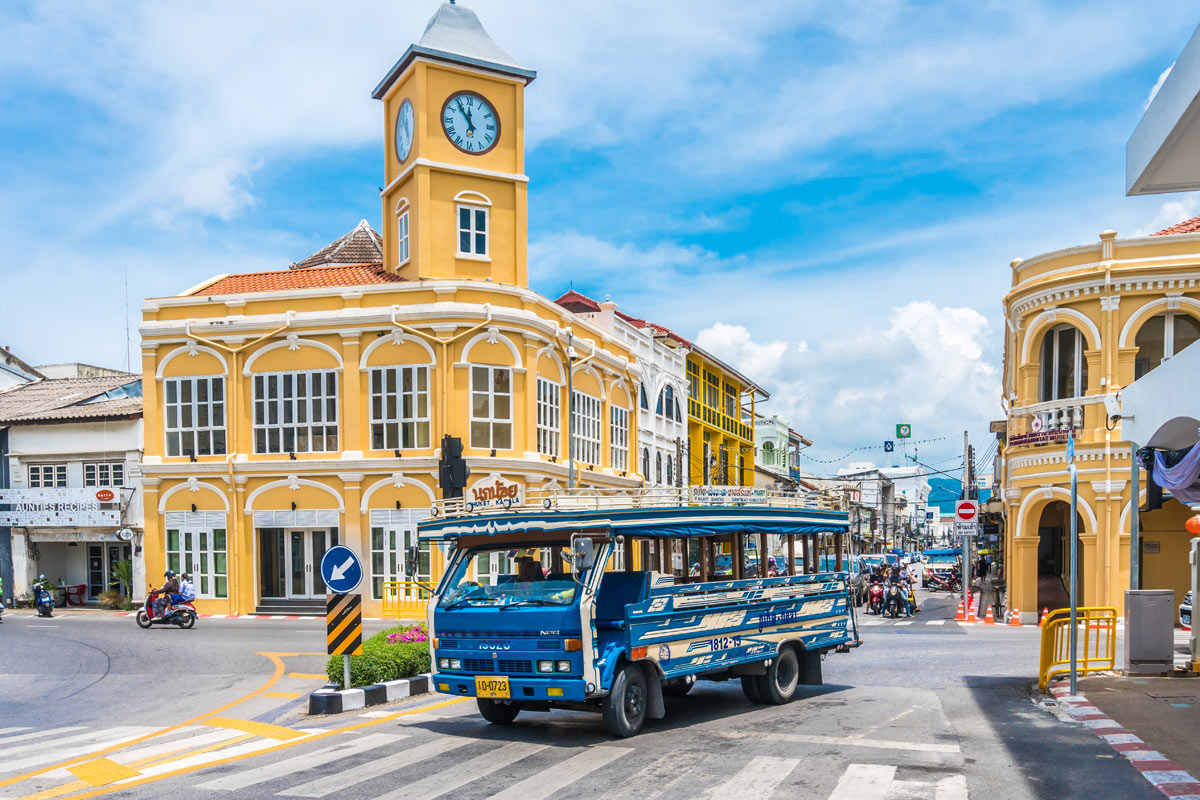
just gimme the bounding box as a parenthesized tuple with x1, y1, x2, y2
(432, 674, 589, 702)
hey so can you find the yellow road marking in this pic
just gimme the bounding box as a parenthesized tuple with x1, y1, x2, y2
(47, 697, 469, 800)
(205, 718, 306, 741)
(134, 734, 254, 770)
(263, 692, 303, 699)
(287, 672, 329, 681)
(65, 760, 139, 788)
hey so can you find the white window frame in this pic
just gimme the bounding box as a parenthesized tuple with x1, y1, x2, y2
(252, 370, 339, 454)
(369, 366, 430, 450)
(470, 365, 513, 450)
(1040, 324, 1084, 401)
(165, 526, 228, 599)
(456, 203, 490, 260)
(536, 377, 561, 457)
(397, 209, 411, 266)
(84, 461, 125, 488)
(28, 463, 67, 488)
(571, 391, 602, 466)
(164, 376, 227, 458)
(611, 406, 630, 471)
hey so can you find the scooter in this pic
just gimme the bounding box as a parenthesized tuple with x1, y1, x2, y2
(926, 570, 962, 594)
(867, 582, 885, 615)
(32, 580, 54, 618)
(136, 589, 197, 629)
(886, 584, 907, 619)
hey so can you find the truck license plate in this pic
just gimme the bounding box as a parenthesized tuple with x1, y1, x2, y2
(476, 676, 510, 699)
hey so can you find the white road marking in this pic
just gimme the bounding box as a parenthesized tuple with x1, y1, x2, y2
(829, 764, 896, 800)
(895, 621, 914, 626)
(115, 736, 311, 784)
(704, 755, 798, 799)
(935, 773, 969, 800)
(0, 727, 158, 773)
(718, 731, 960, 754)
(197, 732, 404, 791)
(279, 736, 471, 797)
(850, 704, 918, 739)
(926, 620, 946, 625)
(372, 741, 546, 800)
(40, 727, 244, 780)
(356, 711, 393, 719)
(621, 751, 696, 800)
(0, 727, 46, 741)
(488, 746, 632, 800)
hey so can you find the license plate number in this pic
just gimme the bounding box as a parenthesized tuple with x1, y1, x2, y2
(475, 676, 510, 699)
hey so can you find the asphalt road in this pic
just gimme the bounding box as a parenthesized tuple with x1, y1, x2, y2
(0, 591, 1161, 800)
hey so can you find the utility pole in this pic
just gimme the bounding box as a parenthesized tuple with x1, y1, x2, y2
(961, 430, 971, 617)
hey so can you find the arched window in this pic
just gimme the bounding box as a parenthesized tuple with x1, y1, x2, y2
(674, 396, 682, 422)
(642, 448, 651, 480)
(454, 191, 491, 259)
(665, 455, 673, 485)
(1135, 312, 1200, 379)
(655, 452, 663, 484)
(639, 383, 649, 410)
(1039, 324, 1087, 401)
(657, 385, 675, 418)
(762, 441, 776, 466)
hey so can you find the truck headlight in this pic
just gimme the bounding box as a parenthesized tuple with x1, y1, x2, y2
(438, 657, 449, 669)
(449, 659, 461, 670)
(537, 660, 554, 673)
(556, 660, 571, 673)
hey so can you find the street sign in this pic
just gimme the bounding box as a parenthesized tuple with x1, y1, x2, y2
(955, 521, 980, 537)
(320, 545, 363, 595)
(326, 593, 363, 656)
(884, 441, 894, 452)
(955, 499, 979, 522)
(896, 424, 912, 439)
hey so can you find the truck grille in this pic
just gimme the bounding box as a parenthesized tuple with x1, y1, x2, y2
(462, 659, 493, 673)
(458, 658, 534, 674)
(498, 659, 532, 673)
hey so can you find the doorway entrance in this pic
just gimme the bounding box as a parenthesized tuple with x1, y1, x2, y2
(1035, 500, 1084, 610)
(259, 528, 337, 600)
(86, 542, 132, 600)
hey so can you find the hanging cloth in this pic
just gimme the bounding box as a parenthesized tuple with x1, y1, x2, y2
(1152, 444, 1200, 503)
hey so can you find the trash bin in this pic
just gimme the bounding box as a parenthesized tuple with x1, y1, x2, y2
(1124, 589, 1175, 673)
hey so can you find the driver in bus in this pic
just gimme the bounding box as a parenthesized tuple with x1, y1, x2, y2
(515, 556, 544, 582)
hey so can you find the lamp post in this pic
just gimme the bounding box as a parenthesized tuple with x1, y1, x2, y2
(566, 330, 576, 490)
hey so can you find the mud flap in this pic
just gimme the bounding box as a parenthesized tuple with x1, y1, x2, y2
(798, 650, 823, 685)
(644, 665, 666, 719)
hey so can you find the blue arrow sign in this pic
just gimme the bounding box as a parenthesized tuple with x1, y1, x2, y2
(320, 545, 363, 594)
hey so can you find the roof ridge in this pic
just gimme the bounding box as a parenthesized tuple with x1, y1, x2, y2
(1152, 213, 1200, 236)
(229, 262, 384, 280)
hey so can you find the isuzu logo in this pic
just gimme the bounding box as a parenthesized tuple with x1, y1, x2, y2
(479, 640, 510, 651)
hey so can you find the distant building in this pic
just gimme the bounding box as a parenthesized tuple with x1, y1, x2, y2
(753, 415, 811, 491)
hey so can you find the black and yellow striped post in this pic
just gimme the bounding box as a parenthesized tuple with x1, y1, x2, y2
(327, 593, 363, 687)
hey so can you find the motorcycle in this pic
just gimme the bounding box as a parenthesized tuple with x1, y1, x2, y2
(926, 570, 962, 594)
(867, 582, 885, 615)
(32, 580, 54, 618)
(136, 589, 197, 629)
(886, 583, 907, 619)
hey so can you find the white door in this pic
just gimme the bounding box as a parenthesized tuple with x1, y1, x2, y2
(286, 529, 333, 599)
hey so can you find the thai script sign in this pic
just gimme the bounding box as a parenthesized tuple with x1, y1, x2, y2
(689, 485, 768, 505)
(466, 475, 524, 510)
(0, 488, 121, 527)
(1008, 429, 1073, 447)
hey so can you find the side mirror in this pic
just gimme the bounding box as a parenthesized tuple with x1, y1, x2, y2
(404, 545, 419, 579)
(571, 536, 596, 573)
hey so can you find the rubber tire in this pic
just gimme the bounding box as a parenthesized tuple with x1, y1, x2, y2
(663, 679, 693, 697)
(135, 610, 152, 629)
(889, 600, 900, 619)
(741, 675, 764, 703)
(476, 698, 521, 725)
(602, 663, 648, 738)
(758, 647, 800, 705)
(176, 612, 196, 629)
(951, 581, 962, 594)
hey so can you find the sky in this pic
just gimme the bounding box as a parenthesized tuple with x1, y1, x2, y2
(1, 0, 1197, 472)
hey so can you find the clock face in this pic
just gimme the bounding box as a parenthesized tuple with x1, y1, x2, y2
(394, 99, 415, 163)
(441, 91, 499, 154)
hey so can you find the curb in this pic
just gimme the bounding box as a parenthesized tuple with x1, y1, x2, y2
(1048, 680, 1200, 799)
(308, 674, 431, 715)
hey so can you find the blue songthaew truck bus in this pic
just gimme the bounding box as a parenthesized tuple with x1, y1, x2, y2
(418, 490, 861, 737)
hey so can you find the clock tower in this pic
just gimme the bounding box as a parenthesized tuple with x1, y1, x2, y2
(374, 2, 536, 286)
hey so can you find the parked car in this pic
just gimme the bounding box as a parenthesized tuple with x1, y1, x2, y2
(1182, 591, 1192, 628)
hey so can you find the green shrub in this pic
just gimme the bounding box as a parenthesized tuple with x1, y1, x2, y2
(98, 590, 126, 609)
(325, 623, 431, 689)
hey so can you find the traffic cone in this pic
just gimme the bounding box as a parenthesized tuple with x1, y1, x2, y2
(983, 605, 996, 625)
(967, 603, 978, 623)
(954, 600, 965, 621)
(1008, 607, 1021, 626)
(1038, 607, 1049, 628)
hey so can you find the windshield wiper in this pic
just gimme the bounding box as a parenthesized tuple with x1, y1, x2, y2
(442, 596, 497, 610)
(499, 598, 565, 609)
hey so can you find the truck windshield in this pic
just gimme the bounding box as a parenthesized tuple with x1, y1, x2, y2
(439, 544, 577, 609)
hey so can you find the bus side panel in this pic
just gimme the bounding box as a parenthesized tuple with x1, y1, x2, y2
(623, 574, 854, 679)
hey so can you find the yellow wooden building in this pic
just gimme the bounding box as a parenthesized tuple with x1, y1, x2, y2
(1001, 223, 1200, 622)
(685, 350, 764, 488)
(138, 3, 641, 616)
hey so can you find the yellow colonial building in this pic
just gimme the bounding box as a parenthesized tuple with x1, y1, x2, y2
(1001, 223, 1200, 623)
(685, 350, 763, 488)
(138, 3, 640, 616)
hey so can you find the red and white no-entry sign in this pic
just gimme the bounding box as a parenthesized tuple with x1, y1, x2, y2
(955, 500, 979, 522)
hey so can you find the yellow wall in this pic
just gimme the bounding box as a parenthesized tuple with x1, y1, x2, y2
(685, 354, 756, 486)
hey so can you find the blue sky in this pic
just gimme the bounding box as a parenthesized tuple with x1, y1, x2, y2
(1, 0, 1197, 468)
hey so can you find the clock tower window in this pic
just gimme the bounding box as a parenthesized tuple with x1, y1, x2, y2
(456, 197, 490, 260)
(395, 198, 411, 267)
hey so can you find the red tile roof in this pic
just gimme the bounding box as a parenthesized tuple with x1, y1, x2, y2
(193, 263, 404, 296)
(290, 220, 383, 269)
(553, 290, 693, 348)
(1152, 214, 1200, 236)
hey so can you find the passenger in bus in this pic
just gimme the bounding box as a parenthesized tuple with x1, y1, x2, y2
(515, 557, 544, 582)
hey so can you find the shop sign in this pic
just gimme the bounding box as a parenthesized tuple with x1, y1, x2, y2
(466, 475, 524, 510)
(0, 488, 120, 527)
(1008, 430, 1072, 447)
(689, 485, 768, 505)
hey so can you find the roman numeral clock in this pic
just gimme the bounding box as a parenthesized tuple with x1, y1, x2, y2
(441, 90, 499, 154)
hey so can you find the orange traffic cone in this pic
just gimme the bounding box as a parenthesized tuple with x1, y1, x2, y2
(983, 605, 996, 625)
(955, 600, 965, 621)
(967, 603, 978, 623)
(1008, 607, 1021, 626)
(1038, 607, 1049, 627)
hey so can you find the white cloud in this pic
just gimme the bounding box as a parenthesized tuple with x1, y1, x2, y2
(695, 323, 792, 381)
(1133, 192, 1200, 237)
(1145, 63, 1175, 110)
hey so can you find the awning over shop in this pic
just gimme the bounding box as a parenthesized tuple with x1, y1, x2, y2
(1128, 24, 1200, 195)
(1121, 340, 1200, 450)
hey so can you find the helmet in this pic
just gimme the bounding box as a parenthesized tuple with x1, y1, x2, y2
(38, 574, 45, 580)
(164, 570, 176, 578)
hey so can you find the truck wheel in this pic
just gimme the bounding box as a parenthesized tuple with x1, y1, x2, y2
(603, 663, 648, 738)
(758, 647, 800, 705)
(741, 675, 764, 703)
(476, 699, 521, 725)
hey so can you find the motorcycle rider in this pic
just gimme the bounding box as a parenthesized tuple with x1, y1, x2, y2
(155, 570, 180, 618)
(178, 573, 196, 605)
(888, 566, 914, 617)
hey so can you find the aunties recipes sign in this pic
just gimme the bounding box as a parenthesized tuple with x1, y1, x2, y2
(0, 488, 121, 526)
